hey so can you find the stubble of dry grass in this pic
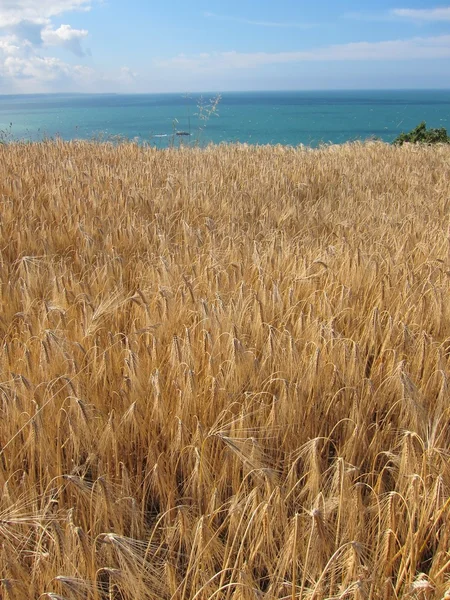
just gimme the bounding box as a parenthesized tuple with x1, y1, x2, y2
(0, 140, 450, 599)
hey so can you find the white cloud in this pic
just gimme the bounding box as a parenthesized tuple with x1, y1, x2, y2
(0, 32, 131, 93)
(119, 66, 137, 80)
(343, 11, 395, 22)
(203, 12, 315, 29)
(346, 6, 450, 22)
(41, 24, 88, 56)
(0, 37, 22, 57)
(0, 37, 94, 93)
(0, 1, 91, 57)
(156, 34, 450, 72)
(392, 7, 450, 21)
(0, 0, 94, 91)
(0, 1, 92, 27)
(2, 53, 91, 81)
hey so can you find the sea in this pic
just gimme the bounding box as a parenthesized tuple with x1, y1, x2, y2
(0, 90, 449, 148)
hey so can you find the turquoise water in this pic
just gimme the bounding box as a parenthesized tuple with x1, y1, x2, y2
(0, 90, 449, 147)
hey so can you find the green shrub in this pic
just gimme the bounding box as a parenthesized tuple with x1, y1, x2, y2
(393, 121, 450, 145)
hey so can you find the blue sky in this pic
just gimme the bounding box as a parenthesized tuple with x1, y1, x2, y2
(1, 1, 450, 93)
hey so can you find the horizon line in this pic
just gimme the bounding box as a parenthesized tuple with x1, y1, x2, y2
(1, 87, 450, 98)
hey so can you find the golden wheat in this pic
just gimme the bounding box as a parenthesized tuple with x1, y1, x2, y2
(0, 140, 450, 599)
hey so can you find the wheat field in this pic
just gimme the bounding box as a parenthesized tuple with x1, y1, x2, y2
(1, 140, 450, 599)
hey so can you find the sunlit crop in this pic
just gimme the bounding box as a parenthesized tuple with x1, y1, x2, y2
(1, 140, 450, 599)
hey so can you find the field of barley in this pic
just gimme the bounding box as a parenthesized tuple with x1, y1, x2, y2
(1, 140, 450, 600)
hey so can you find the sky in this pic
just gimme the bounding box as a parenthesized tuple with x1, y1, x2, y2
(1, 1, 450, 94)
